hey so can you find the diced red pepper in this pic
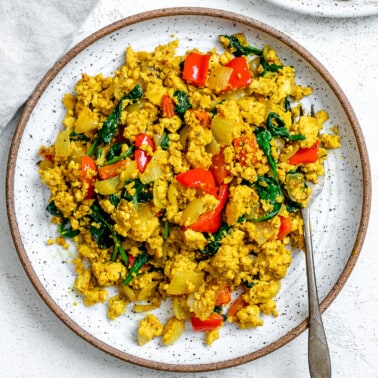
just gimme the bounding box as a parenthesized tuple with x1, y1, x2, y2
(98, 159, 128, 180)
(193, 109, 211, 128)
(176, 168, 217, 196)
(114, 124, 126, 143)
(190, 213, 223, 234)
(135, 133, 155, 149)
(128, 254, 136, 268)
(191, 313, 224, 332)
(210, 152, 230, 185)
(228, 294, 247, 318)
(182, 52, 211, 87)
(135, 150, 150, 173)
(233, 134, 259, 166)
(215, 285, 232, 306)
(135, 133, 156, 173)
(81, 155, 97, 199)
(288, 140, 320, 165)
(161, 94, 175, 118)
(277, 215, 293, 240)
(225, 57, 252, 90)
(189, 184, 229, 233)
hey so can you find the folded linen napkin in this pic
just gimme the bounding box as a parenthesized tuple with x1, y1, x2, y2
(0, 0, 100, 132)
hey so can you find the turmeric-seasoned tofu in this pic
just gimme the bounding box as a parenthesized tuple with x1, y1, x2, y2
(39, 32, 340, 348)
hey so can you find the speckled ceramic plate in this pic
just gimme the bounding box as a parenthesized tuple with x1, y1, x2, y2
(263, 0, 378, 18)
(6, 8, 371, 372)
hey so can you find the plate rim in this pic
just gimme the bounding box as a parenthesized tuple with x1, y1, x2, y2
(6, 7, 372, 372)
(262, 0, 378, 18)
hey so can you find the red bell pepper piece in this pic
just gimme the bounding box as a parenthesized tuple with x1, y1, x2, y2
(98, 159, 128, 180)
(277, 215, 293, 240)
(189, 184, 229, 233)
(81, 155, 97, 199)
(189, 213, 222, 234)
(193, 109, 211, 128)
(176, 168, 217, 196)
(182, 52, 211, 87)
(135, 150, 150, 173)
(161, 94, 175, 118)
(114, 124, 126, 143)
(228, 294, 247, 318)
(215, 285, 232, 306)
(288, 140, 320, 165)
(135, 133, 155, 149)
(191, 313, 224, 332)
(225, 57, 252, 90)
(210, 152, 230, 185)
(135, 133, 156, 173)
(233, 134, 259, 166)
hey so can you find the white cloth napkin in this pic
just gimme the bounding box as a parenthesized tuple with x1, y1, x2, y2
(0, 0, 100, 131)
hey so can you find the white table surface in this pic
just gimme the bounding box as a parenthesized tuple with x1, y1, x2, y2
(1, 1, 377, 377)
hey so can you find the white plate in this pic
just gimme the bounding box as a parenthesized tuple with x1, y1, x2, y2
(264, 0, 378, 18)
(6, 8, 371, 372)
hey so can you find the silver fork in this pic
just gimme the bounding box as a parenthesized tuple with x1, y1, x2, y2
(301, 174, 331, 378)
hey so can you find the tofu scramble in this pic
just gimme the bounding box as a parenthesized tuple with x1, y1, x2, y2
(38, 34, 341, 347)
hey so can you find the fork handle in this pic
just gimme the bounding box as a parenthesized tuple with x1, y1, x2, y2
(302, 207, 331, 378)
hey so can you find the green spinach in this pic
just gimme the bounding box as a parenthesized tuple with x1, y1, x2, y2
(173, 90, 192, 118)
(89, 202, 128, 264)
(123, 247, 151, 285)
(221, 34, 262, 57)
(266, 112, 305, 141)
(250, 176, 283, 222)
(202, 223, 231, 257)
(260, 57, 283, 76)
(124, 178, 152, 208)
(160, 132, 169, 150)
(98, 84, 143, 144)
(254, 127, 277, 179)
(46, 201, 79, 238)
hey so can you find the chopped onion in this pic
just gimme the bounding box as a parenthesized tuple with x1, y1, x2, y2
(140, 163, 163, 185)
(210, 115, 235, 145)
(119, 285, 136, 301)
(55, 129, 71, 157)
(220, 88, 245, 102)
(205, 136, 220, 155)
(133, 302, 160, 313)
(181, 198, 205, 226)
(139, 150, 168, 184)
(167, 271, 205, 295)
(253, 221, 276, 245)
(94, 176, 120, 195)
(208, 66, 233, 91)
(137, 281, 159, 301)
(74, 108, 98, 133)
(119, 160, 137, 181)
(167, 182, 178, 207)
(126, 99, 145, 113)
(153, 132, 165, 147)
(179, 124, 189, 149)
(249, 56, 261, 77)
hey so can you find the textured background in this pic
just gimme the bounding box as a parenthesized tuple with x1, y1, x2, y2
(1, 0, 377, 377)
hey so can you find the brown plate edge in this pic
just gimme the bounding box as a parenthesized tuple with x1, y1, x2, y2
(5, 7, 372, 373)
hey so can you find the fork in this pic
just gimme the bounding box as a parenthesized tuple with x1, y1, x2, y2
(301, 174, 331, 378)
